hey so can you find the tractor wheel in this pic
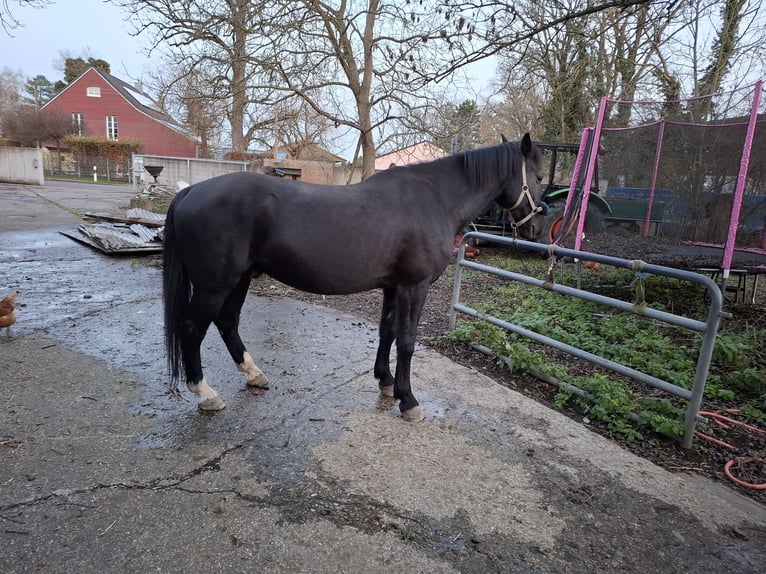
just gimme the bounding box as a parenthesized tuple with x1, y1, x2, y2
(540, 201, 607, 244)
(540, 203, 565, 244)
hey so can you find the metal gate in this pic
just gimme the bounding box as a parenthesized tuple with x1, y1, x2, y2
(449, 232, 725, 448)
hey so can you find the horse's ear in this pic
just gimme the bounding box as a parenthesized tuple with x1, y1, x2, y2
(521, 132, 532, 155)
(500, 134, 508, 143)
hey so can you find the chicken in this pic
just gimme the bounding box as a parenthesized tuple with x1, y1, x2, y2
(464, 244, 481, 259)
(0, 290, 15, 316)
(453, 234, 481, 259)
(0, 291, 17, 336)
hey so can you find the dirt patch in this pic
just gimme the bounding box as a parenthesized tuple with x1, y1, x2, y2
(249, 233, 766, 505)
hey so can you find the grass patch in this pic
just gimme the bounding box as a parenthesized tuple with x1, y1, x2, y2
(47, 175, 131, 186)
(446, 256, 766, 440)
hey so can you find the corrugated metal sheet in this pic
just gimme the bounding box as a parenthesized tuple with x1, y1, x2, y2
(62, 210, 166, 254)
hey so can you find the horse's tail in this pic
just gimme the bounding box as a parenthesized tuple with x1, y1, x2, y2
(162, 187, 192, 388)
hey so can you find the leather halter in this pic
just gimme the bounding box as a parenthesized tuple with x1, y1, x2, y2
(509, 159, 543, 231)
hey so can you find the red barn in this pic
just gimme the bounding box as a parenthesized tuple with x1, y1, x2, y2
(42, 67, 198, 157)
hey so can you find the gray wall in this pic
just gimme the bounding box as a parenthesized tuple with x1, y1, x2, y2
(132, 154, 249, 189)
(0, 148, 44, 185)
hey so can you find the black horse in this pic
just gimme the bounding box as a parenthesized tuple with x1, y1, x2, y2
(163, 134, 544, 421)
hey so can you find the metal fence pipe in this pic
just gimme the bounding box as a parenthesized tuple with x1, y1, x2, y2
(453, 302, 693, 400)
(451, 232, 725, 448)
(459, 259, 708, 333)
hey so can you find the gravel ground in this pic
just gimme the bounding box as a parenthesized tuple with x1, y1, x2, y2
(250, 232, 766, 504)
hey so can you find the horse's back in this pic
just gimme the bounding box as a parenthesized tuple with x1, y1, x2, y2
(168, 170, 455, 295)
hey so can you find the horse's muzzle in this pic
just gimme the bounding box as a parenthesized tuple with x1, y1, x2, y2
(517, 213, 544, 240)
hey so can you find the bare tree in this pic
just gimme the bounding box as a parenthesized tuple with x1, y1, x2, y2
(480, 89, 543, 144)
(115, 0, 658, 178)
(41, 108, 76, 171)
(241, 0, 661, 176)
(0, 67, 24, 129)
(659, 0, 764, 100)
(408, 99, 483, 152)
(117, 0, 284, 154)
(0, 104, 39, 145)
(491, 0, 763, 141)
(1, 100, 76, 151)
(149, 60, 228, 158)
(1, 0, 51, 34)
(273, 98, 337, 160)
(494, 1, 684, 140)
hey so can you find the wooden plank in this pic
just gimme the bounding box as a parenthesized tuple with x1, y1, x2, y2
(83, 212, 165, 228)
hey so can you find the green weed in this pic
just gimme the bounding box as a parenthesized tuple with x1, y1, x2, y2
(446, 260, 766, 442)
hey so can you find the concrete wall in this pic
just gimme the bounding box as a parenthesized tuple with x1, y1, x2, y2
(132, 155, 249, 189)
(134, 154, 345, 187)
(0, 148, 45, 185)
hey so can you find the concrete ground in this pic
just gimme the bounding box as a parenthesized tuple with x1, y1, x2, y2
(1, 181, 765, 573)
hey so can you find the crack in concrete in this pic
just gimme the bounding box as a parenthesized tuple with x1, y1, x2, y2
(0, 442, 245, 514)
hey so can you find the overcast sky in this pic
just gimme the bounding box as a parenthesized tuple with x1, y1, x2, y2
(0, 1, 152, 83)
(0, 0, 496, 157)
(1, 1, 496, 91)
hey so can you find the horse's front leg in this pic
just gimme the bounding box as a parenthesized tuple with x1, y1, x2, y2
(374, 286, 396, 397)
(392, 282, 429, 422)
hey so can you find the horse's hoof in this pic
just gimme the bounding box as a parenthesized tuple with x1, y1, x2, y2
(246, 373, 269, 389)
(198, 396, 226, 411)
(401, 405, 424, 422)
(248, 385, 266, 396)
(379, 384, 394, 398)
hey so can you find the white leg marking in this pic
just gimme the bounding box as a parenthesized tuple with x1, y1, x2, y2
(188, 378, 225, 411)
(237, 352, 268, 388)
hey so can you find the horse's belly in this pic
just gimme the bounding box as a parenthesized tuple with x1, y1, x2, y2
(256, 247, 384, 295)
(261, 264, 380, 295)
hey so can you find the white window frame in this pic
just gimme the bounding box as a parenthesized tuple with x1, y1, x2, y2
(86, 86, 101, 97)
(72, 112, 84, 136)
(106, 115, 118, 140)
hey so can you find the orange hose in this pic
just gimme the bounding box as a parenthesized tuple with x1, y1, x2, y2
(723, 458, 766, 490)
(699, 411, 766, 434)
(696, 411, 766, 489)
(694, 431, 736, 451)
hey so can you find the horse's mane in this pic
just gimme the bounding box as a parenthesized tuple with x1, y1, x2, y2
(462, 142, 525, 189)
(366, 139, 540, 188)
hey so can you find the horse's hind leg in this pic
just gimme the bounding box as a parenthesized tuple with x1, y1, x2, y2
(374, 286, 396, 397)
(182, 292, 226, 411)
(214, 275, 268, 389)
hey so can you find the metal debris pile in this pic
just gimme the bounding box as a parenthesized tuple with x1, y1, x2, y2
(134, 183, 183, 202)
(62, 208, 166, 254)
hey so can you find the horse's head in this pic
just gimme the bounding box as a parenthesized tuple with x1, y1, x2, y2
(497, 133, 545, 240)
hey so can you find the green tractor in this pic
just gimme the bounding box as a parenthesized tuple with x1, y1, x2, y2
(537, 142, 609, 244)
(470, 141, 610, 244)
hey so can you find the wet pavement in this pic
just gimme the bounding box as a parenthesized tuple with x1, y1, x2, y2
(1, 181, 766, 573)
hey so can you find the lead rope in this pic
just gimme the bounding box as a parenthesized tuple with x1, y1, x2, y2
(546, 244, 558, 284)
(508, 160, 545, 277)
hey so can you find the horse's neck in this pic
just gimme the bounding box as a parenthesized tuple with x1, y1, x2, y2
(431, 157, 498, 230)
